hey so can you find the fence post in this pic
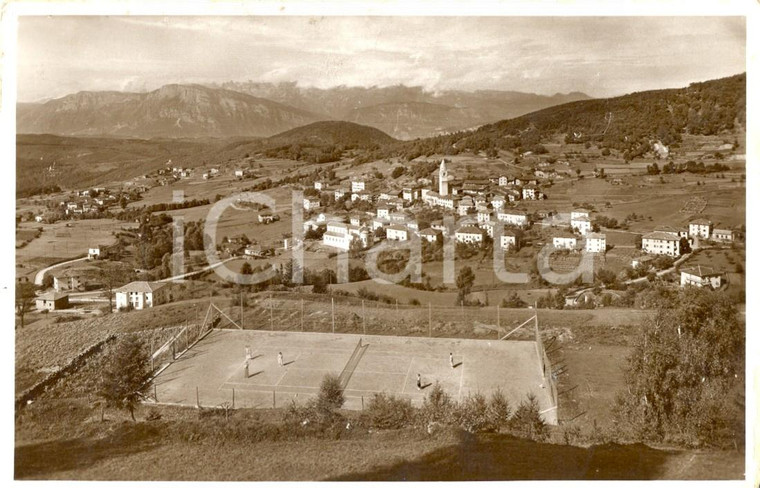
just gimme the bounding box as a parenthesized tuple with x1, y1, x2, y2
(331, 297, 335, 334)
(154, 383, 157, 402)
(270, 293, 274, 331)
(273, 389, 276, 408)
(150, 338, 154, 370)
(196, 386, 200, 408)
(497, 304, 500, 339)
(232, 388, 235, 409)
(362, 300, 366, 335)
(428, 302, 432, 337)
(361, 396, 364, 411)
(301, 298, 304, 331)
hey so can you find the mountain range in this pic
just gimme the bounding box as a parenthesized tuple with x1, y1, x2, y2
(17, 82, 590, 140)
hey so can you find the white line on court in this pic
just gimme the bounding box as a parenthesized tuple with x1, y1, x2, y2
(400, 356, 414, 394)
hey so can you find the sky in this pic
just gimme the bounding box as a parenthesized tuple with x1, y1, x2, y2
(16, 16, 746, 102)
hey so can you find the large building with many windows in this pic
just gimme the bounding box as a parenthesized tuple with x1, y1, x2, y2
(641, 231, 681, 257)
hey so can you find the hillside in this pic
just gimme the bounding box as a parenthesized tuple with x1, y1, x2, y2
(267, 121, 395, 147)
(15, 134, 225, 196)
(391, 73, 745, 160)
(17, 84, 327, 138)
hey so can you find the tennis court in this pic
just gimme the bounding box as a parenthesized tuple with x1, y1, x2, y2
(151, 329, 557, 423)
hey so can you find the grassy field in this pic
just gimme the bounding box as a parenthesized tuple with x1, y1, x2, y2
(14, 401, 744, 481)
(15, 218, 135, 280)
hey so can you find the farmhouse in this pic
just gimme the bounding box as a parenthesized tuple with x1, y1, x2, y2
(258, 212, 279, 224)
(455, 226, 485, 245)
(585, 233, 607, 253)
(570, 208, 591, 221)
(553, 232, 577, 250)
(522, 185, 539, 200)
(571, 215, 592, 235)
(88, 246, 103, 260)
(419, 228, 441, 243)
(35, 292, 69, 311)
(712, 228, 734, 242)
(641, 231, 681, 257)
(303, 197, 321, 211)
(402, 187, 420, 202)
(500, 229, 519, 250)
(53, 270, 82, 292)
(680, 266, 723, 289)
(386, 224, 409, 241)
(497, 209, 529, 227)
(688, 219, 713, 239)
(351, 178, 366, 193)
(115, 281, 170, 310)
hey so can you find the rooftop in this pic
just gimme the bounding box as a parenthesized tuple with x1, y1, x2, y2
(681, 265, 722, 277)
(115, 281, 168, 294)
(643, 231, 681, 241)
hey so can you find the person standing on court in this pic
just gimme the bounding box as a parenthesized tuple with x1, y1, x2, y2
(278, 352, 284, 367)
(245, 346, 251, 360)
(449, 352, 454, 369)
(416, 373, 422, 390)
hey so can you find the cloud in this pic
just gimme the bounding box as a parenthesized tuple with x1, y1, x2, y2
(16, 16, 746, 102)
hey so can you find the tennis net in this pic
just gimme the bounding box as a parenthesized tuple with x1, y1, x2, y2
(338, 338, 366, 389)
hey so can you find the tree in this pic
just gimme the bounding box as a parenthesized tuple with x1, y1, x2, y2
(240, 261, 253, 275)
(614, 288, 744, 447)
(501, 292, 526, 308)
(391, 166, 405, 179)
(98, 335, 149, 421)
(98, 263, 131, 313)
(15, 282, 36, 328)
(456, 266, 475, 305)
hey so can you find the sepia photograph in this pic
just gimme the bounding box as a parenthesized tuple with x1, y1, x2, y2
(5, 1, 755, 483)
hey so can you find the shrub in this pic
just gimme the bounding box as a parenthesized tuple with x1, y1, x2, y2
(409, 298, 421, 306)
(455, 393, 494, 433)
(420, 382, 453, 425)
(317, 373, 344, 411)
(509, 394, 548, 441)
(364, 393, 416, 429)
(487, 388, 512, 430)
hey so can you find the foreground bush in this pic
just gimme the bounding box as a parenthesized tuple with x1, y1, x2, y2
(363, 393, 416, 430)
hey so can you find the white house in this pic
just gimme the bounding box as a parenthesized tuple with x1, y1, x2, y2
(477, 210, 493, 224)
(402, 188, 419, 202)
(553, 233, 577, 250)
(689, 219, 713, 239)
(570, 208, 591, 221)
(386, 224, 409, 241)
(571, 215, 592, 235)
(115, 281, 170, 310)
(712, 228, 734, 242)
(88, 246, 102, 260)
(455, 226, 485, 245)
(491, 196, 506, 209)
(35, 292, 69, 311)
(351, 179, 366, 193)
(680, 266, 722, 289)
(522, 185, 539, 200)
(500, 230, 519, 250)
(303, 197, 321, 211)
(641, 231, 681, 257)
(314, 181, 326, 190)
(585, 233, 607, 253)
(497, 209, 529, 227)
(419, 228, 441, 243)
